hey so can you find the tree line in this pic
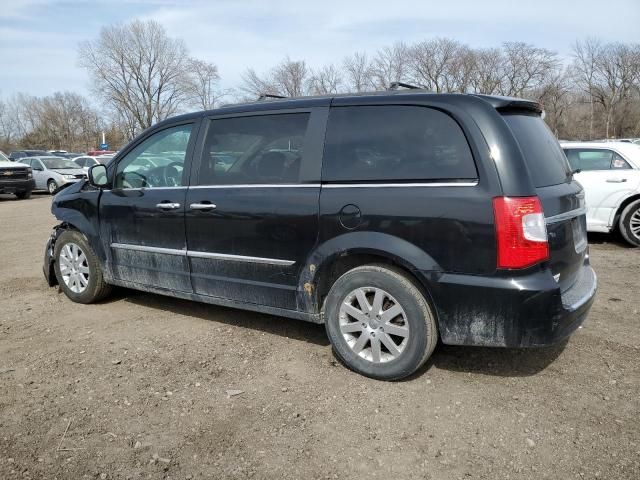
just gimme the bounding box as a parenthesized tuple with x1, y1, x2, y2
(1, 20, 639, 153)
(241, 38, 640, 140)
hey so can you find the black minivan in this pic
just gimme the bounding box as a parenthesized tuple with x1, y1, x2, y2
(43, 91, 597, 380)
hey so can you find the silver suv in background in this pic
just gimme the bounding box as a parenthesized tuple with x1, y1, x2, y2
(21, 156, 87, 194)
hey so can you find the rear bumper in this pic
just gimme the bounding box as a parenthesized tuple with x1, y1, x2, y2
(0, 178, 35, 193)
(425, 258, 597, 348)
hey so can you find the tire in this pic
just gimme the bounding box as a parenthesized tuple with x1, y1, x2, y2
(15, 190, 31, 199)
(53, 230, 112, 304)
(619, 199, 640, 247)
(323, 265, 438, 380)
(47, 179, 58, 195)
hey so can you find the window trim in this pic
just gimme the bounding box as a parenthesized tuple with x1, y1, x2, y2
(111, 120, 199, 191)
(320, 104, 479, 184)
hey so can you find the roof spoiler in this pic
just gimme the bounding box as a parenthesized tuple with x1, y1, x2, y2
(498, 99, 543, 114)
(473, 94, 543, 114)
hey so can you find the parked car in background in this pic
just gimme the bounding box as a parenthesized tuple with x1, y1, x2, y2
(48, 150, 68, 156)
(0, 151, 10, 162)
(561, 141, 640, 246)
(0, 158, 34, 199)
(21, 156, 86, 194)
(9, 150, 49, 161)
(43, 91, 596, 380)
(94, 154, 116, 164)
(72, 156, 100, 172)
(86, 150, 116, 157)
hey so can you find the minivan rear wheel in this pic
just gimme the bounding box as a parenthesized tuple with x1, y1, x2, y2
(54, 230, 112, 303)
(619, 199, 640, 247)
(323, 265, 437, 380)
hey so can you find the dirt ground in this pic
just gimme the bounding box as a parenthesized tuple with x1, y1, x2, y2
(0, 193, 638, 480)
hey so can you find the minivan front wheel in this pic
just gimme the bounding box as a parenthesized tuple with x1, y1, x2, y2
(53, 230, 112, 303)
(324, 265, 437, 380)
(619, 199, 640, 247)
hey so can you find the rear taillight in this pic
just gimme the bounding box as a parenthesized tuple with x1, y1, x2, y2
(493, 196, 549, 269)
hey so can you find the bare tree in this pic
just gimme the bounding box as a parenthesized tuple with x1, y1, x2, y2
(501, 42, 559, 96)
(240, 68, 275, 99)
(535, 71, 572, 137)
(240, 57, 311, 98)
(468, 48, 505, 95)
(273, 58, 309, 97)
(78, 20, 191, 135)
(0, 91, 103, 151)
(572, 38, 601, 139)
(409, 38, 465, 92)
(308, 64, 343, 95)
(571, 40, 640, 138)
(595, 43, 638, 138)
(343, 52, 373, 92)
(182, 58, 222, 110)
(370, 43, 410, 90)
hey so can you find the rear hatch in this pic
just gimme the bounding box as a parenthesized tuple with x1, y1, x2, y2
(502, 112, 587, 292)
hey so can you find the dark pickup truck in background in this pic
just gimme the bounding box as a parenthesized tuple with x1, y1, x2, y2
(0, 155, 35, 199)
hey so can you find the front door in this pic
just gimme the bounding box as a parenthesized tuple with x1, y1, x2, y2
(185, 110, 326, 310)
(99, 122, 198, 292)
(29, 159, 47, 190)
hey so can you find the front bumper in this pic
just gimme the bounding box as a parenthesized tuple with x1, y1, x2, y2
(0, 178, 35, 193)
(43, 226, 64, 287)
(426, 259, 597, 348)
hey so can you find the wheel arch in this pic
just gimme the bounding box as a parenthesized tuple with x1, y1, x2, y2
(297, 232, 441, 320)
(50, 204, 106, 262)
(612, 193, 640, 231)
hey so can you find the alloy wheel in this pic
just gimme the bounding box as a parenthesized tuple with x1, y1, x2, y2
(59, 242, 90, 293)
(630, 208, 640, 241)
(338, 287, 409, 363)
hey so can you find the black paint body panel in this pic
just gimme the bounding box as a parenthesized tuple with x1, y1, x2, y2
(44, 91, 597, 349)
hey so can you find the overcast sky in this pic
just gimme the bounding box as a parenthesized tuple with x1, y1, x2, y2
(1, 0, 639, 100)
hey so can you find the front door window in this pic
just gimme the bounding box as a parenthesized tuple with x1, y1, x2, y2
(115, 124, 193, 189)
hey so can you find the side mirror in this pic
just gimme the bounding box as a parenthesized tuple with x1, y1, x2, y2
(88, 164, 109, 188)
(33, 166, 43, 171)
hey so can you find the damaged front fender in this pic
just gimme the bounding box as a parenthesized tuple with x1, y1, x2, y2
(42, 223, 70, 287)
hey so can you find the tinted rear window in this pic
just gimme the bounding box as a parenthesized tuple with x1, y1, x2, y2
(502, 113, 570, 187)
(323, 106, 477, 182)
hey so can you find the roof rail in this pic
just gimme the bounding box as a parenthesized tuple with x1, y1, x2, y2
(388, 82, 420, 91)
(258, 93, 288, 101)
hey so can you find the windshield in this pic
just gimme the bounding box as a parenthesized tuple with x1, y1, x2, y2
(41, 157, 80, 169)
(0, 151, 9, 162)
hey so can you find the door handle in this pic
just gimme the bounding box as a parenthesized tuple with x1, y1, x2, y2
(190, 203, 217, 210)
(606, 178, 627, 183)
(156, 202, 181, 210)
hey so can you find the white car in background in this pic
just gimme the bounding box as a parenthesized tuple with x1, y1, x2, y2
(72, 156, 100, 172)
(94, 153, 116, 164)
(561, 142, 640, 246)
